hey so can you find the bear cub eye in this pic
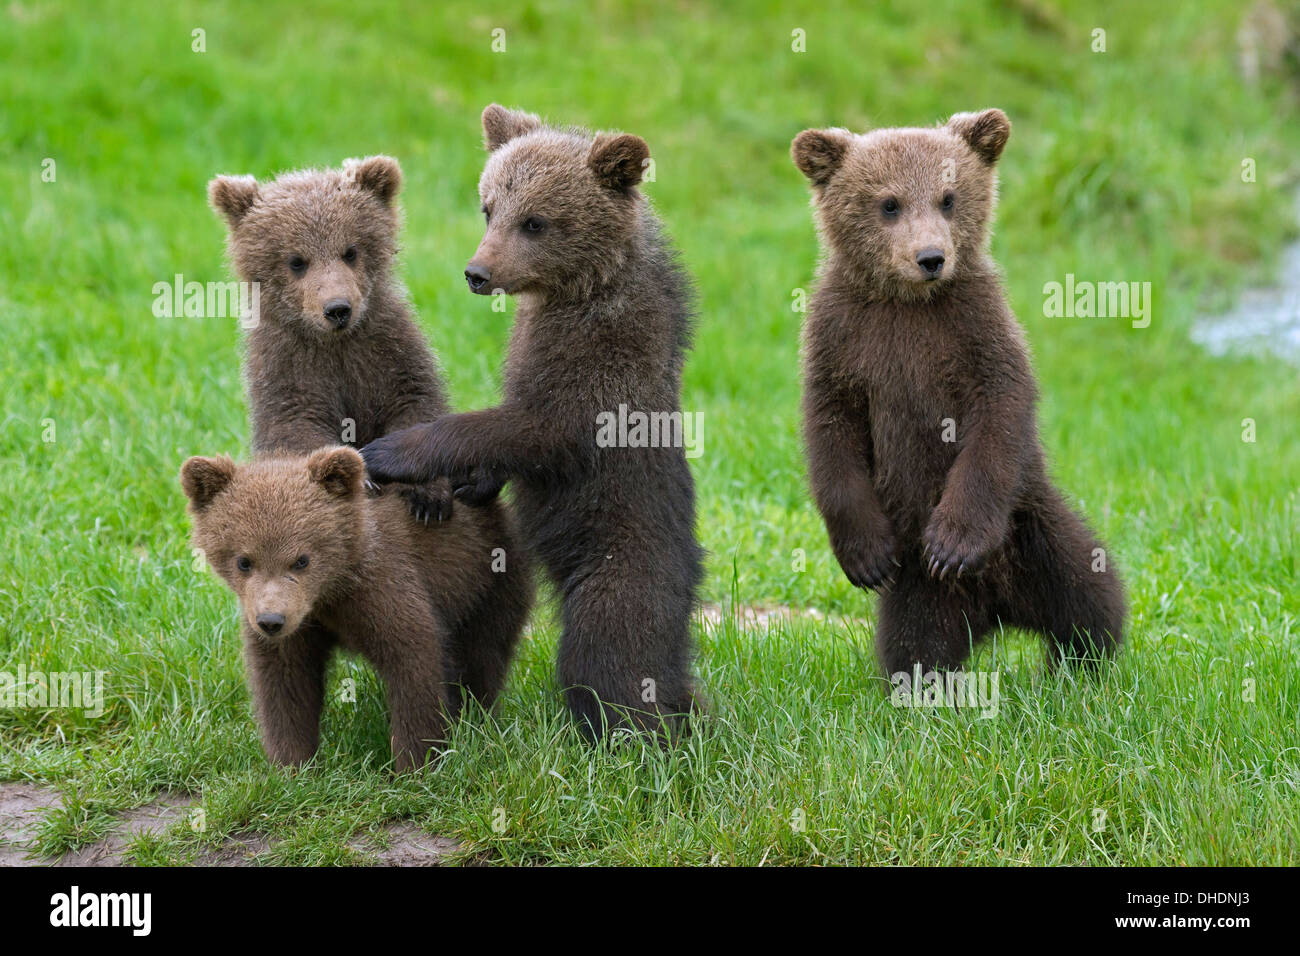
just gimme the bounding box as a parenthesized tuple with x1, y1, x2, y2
(881, 198, 900, 218)
(292, 554, 310, 571)
(342, 246, 357, 264)
(236, 555, 253, 573)
(288, 256, 308, 276)
(521, 216, 546, 234)
(942, 192, 955, 213)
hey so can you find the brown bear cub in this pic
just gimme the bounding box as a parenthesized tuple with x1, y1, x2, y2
(207, 156, 533, 715)
(361, 105, 704, 741)
(792, 109, 1125, 677)
(182, 447, 532, 771)
(209, 155, 459, 521)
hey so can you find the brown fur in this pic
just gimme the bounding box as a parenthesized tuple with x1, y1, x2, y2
(793, 109, 1125, 675)
(181, 448, 533, 771)
(207, 157, 534, 717)
(362, 106, 703, 740)
(208, 156, 454, 519)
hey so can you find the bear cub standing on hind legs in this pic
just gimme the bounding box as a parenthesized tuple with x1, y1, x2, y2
(362, 105, 704, 741)
(207, 156, 533, 717)
(792, 109, 1125, 678)
(182, 448, 530, 770)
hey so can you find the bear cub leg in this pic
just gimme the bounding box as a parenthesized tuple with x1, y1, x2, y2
(875, 563, 994, 677)
(242, 623, 334, 768)
(371, 650, 449, 772)
(444, 589, 530, 716)
(558, 567, 697, 741)
(999, 502, 1126, 668)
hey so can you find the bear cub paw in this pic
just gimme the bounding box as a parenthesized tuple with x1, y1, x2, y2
(829, 519, 900, 592)
(451, 466, 505, 506)
(397, 478, 455, 524)
(921, 507, 1000, 581)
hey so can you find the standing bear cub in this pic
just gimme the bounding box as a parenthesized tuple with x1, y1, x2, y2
(792, 109, 1125, 676)
(182, 447, 531, 771)
(362, 105, 704, 741)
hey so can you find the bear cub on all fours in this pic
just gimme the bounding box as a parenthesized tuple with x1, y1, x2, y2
(181, 447, 533, 771)
(362, 105, 704, 741)
(793, 109, 1126, 677)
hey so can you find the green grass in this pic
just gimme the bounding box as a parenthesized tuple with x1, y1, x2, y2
(2, 0, 1299, 865)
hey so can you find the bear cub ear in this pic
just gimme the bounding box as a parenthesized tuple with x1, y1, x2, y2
(791, 128, 854, 187)
(946, 109, 1011, 165)
(482, 104, 543, 152)
(181, 455, 238, 510)
(208, 176, 259, 228)
(346, 155, 402, 205)
(588, 133, 650, 192)
(307, 446, 365, 498)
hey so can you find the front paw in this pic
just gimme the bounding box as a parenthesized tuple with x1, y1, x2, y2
(452, 467, 505, 506)
(360, 423, 437, 485)
(829, 522, 899, 592)
(398, 479, 454, 524)
(922, 509, 997, 581)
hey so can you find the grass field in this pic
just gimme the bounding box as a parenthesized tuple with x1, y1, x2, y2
(2, 0, 1299, 865)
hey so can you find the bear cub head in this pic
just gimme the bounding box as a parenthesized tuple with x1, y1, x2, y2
(181, 447, 367, 640)
(792, 109, 1011, 299)
(465, 103, 651, 297)
(208, 156, 403, 334)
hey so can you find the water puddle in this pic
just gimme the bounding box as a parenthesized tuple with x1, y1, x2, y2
(1191, 192, 1300, 364)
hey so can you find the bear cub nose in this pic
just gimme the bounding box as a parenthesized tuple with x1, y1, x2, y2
(323, 299, 352, 329)
(465, 264, 491, 293)
(256, 613, 285, 636)
(916, 249, 945, 279)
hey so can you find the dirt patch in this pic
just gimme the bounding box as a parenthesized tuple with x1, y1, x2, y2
(0, 785, 218, 867)
(55, 792, 196, 867)
(194, 831, 272, 867)
(0, 781, 458, 866)
(0, 782, 58, 866)
(348, 822, 460, 866)
(698, 603, 868, 630)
